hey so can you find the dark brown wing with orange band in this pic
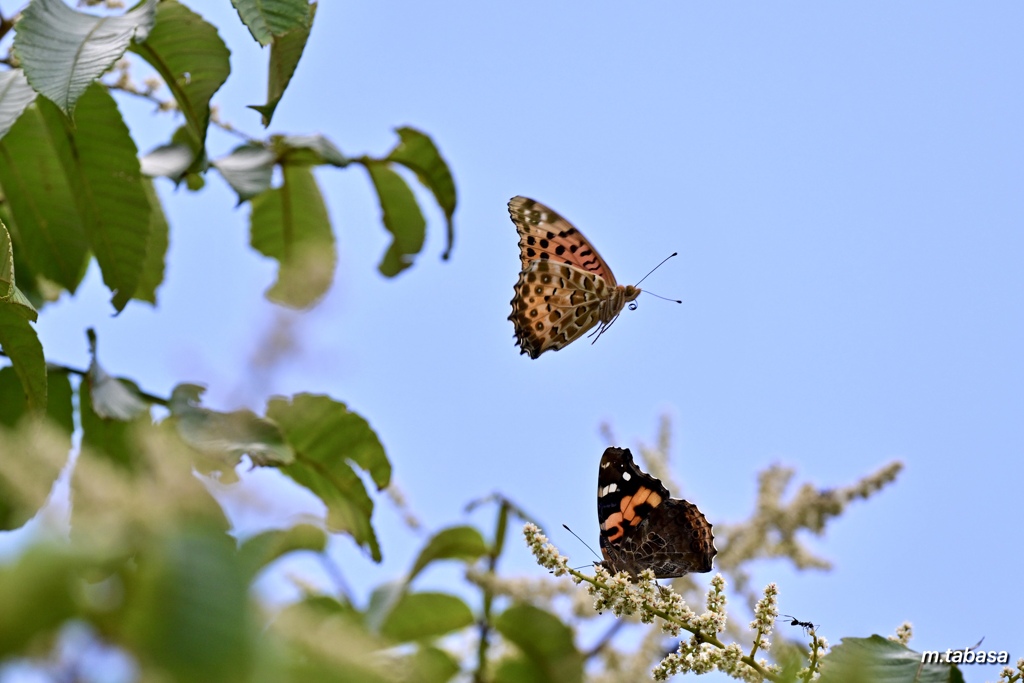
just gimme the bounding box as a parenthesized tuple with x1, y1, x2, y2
(597, 447, 716, 579)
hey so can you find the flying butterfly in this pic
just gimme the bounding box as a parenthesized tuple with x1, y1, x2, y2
(507, 196, 642, 359)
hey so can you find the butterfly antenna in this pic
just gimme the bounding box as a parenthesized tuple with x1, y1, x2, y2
(562, 523, 601, 561)
(641, 290, 682, 304)
(634, 252, 678, 288)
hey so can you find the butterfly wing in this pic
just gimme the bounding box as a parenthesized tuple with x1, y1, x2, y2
(509, 260, 621, 359)
(598, 447, 716, 579)
(508, 196, 619, 286)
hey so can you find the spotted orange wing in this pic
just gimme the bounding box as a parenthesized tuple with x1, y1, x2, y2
(508, 196, 619, 283)
(597, 447, 716, 579)
(507, 197, 640, 358)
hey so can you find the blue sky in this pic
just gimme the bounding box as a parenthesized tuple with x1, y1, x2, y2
(15, 1, 1024, 679)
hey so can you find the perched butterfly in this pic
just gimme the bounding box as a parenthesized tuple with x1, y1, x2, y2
(598, 447, 716, 579)
(508, 196, 640, 358)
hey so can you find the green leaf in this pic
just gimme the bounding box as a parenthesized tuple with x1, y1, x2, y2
(0, 100, 89, 292)
(0, 216, 37, 323)
(71, 84, 153, 311)
(0, 545, 81, 656)
(134, 177, 169, 304)
(267, 394, 390, 561)
(387, 127, 457, 260)
(13, 0, 156, 116)
(139, 143, 196, 179)
(121, 529, 254, 683)
(0, 216, 14, 300)
(46, 370, 74, 437)
(363, 161, 426, 277)
(0, 206, 40, 310)
(275, 133, 347, 167)
(250, 164, 335, 308)
(87, 363, 148, 420)
(0, 69, 37, 142)
(237, 524, 326, 577)
(232, 0, 313, 45)
(408, 525, 487, 582)
(406, 646, 461, 683)
(168, 383, 293, 468)
(819, 636, 965, 683)
(249, 3, 316, 127)
(379, 592, 474, 643)
(0, 420, 70, 531)
(274, 597, 391, 683)
(213, 144, 276, 201)
(131, 0, 230, 151)
(0, 305, 44, 411)
(494, 604, 583, 683)
(0, 367, 73, 439)
(80, 373, 151, 471)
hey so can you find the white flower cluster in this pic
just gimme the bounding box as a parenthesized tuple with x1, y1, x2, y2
(994, 657, 1024, 683)
(522, 522, 571, 578)
(653, 579, 780, 682)
(749, 583, 779, 653)
(887, 621, 913, 645)
(654, 641, 767, 682)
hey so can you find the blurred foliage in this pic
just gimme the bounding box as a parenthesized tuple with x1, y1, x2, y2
(0, 1, 990, 683)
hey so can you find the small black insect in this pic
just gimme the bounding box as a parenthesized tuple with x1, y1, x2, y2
(780, 614, 817, 634)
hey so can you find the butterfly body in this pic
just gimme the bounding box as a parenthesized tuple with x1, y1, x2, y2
(598, 447, 716, 579)
(508, 196, 640, 358)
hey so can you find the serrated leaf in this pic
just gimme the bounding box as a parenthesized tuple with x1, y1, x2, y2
(0, 219, 37, 315)
(379, 592, 474, 643)
(213, 144, 276, 201)
(387, 127, 456, 260)
(5, 227, 56, 311)
(0, 218, 37, 317)
(363, 161, 426, 277)
(0, 217, 13, 300)
(71, 85, 153, 311)
(14, 0, 156, 116)
(494, 604, 582, 683)
(130, 0, 230, 152)
(275, 133, 347, 167)
(0, 306, 44, 411)
(0, 100, 89, 292)
(250, 164, 335, 308)
(408, 526, 487, 582)
(267, 394, 390, 561)
(232, 0, 313, 45)
(134, 177, 168, 304)
(249, 3, 316, 127)
(0, 69, 37, 142)
(168, 383, 293, 468)
(819, 636, 964, 683)
(237, 524, 326, 577)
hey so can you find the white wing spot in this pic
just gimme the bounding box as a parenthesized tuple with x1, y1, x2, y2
(599, 483, 618, 496)
(622, 472, 632, 481)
